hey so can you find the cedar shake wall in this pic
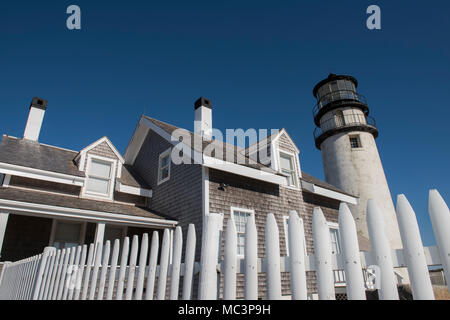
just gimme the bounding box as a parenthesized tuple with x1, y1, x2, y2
(133, 130, 203, 259)
(209, 168, 310, 298)
(277, 133, 297, 153)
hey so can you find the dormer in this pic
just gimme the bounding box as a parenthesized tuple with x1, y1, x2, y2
(246, 129, 302, 189)
(75, 137, 124, 200)
(270, 129, 302, 189)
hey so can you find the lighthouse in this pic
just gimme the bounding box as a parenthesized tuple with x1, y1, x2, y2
(312, 74, 403, 250)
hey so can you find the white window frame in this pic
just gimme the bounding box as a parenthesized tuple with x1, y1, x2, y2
(283, 215, 307, 257)
(49, 219, 87, 249)
(328, 221, 346, 286)
(349, 135, 362, 149)
(230, 207, 255, 258)
(82, 154, 117, 201)
(157, 148, 172, 185)
(278, 150, 299, 190)
(327, 222, 340, 255)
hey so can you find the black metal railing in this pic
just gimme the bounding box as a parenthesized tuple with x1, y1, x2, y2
(313, 90, 368, 118)
(314, 113, 377, 140)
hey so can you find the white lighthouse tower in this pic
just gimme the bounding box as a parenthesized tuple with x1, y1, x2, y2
(312, 74, 402, 249)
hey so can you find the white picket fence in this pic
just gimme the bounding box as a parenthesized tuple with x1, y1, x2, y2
(0, 189, 448, 300)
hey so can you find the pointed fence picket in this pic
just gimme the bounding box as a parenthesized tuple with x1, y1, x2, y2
(106, 239, 120, 300)
(396, 195, 434, 299)
(157, 229, 170, 300)
(244, 214, 258, 300)
(288, 210, 307, 300)
(367, 200, 399, 300)
(169, 227, 183, 300)
(145, 232, 159, 300)
(0, 189, 448, 300)
(313, 207, 336, 300)
(265, 213, 282, 300)
(135, 234, 149, 300)
(338, 203, 366, 300)
(181, 224, 196, 300)
(223, 219, 237, 300)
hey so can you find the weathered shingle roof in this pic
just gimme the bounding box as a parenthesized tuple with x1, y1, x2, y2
(0, 135, 151, 190)
(0, 187, 172, 220)
(119, 164, 151, 189)
(0, 135, 84, 177)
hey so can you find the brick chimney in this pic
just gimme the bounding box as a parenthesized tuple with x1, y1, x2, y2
(23, 97, 48, 141)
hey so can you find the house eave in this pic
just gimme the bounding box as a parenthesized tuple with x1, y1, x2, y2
(0, 198, 177, 228)
(0, 162, 85, 187)
(115, 182, 153, 198)
(301, 180, 358, 205)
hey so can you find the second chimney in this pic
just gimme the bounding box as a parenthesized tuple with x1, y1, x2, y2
(194, 97, 212, 141)
(23, 97, 48, 141)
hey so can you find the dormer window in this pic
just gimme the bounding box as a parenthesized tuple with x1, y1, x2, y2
(83, 155, 116, 200)
(279, 152, 298, 187)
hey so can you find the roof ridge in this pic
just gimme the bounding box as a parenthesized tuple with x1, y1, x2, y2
(2, 135, 79, 154)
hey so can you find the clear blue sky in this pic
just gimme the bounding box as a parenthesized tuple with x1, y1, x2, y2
(1, 1, 448, 246)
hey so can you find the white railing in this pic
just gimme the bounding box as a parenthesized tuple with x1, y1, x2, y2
(0, 189, 448, 300)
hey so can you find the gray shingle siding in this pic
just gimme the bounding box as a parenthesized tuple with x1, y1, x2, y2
(209, 168, 311, 298)
(133, 129, 204, 258)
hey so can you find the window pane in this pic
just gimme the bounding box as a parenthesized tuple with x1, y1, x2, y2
(90, 160, 112, 179)
(282, 169, 293, 185)
(280, 154, 293, 171)
(233, 211, 251, 255)
(160, 167, 169, 180)
(349, 136, 361, 148)
(161, 154, 169, 167)
(329, 228, 340, 254)
(86, 177, 110, 194)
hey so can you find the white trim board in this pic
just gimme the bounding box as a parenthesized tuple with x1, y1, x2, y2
(301, 180, 358, 205)
(81, 154, 117, 201)
(0, 162, 85, 187)
(115, 182, 152, 198)
(0, 198, 178, 228)
(123, 119, 150, 165)
(203, 156, 287, 185)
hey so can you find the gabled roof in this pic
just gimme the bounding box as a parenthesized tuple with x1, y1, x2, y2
(140, 116, 281, 174)
(0, 135, 84, 177)
(245, 128, 300, 155)
(76, 136, 125, 167)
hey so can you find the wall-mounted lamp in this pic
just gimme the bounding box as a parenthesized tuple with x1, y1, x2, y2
(218, 183, 229, 191)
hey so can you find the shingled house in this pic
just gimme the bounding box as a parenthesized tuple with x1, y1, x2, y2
(0, 96, 364, 299)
